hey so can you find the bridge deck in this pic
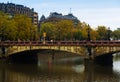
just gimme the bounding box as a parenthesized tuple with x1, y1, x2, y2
(0, 41, 120, 47)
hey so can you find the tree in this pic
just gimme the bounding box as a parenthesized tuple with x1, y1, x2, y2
(0, 12, 17, 40)
(78, 23, 98, 40)
(40, 20, 75, 41)
(90, 29, 98, 40)
(96, 26, 108, 40)
(40, 22, 55, 40)
(73, 29, 82, 40)
(0, 12, 35, 41)
(80, 24, 89, 40)
(13, 14, 34, 40)
(3, 19, 17, 40)
(55, 20, 74, 40)
(112, 29, 120, 40)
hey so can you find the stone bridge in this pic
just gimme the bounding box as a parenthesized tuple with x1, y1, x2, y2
(0, 41, 120, 59)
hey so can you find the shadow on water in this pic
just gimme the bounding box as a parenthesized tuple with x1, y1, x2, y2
(84, 59, 120, 82)
(6, 50, 39, 64)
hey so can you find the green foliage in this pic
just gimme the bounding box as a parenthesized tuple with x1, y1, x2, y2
(1, 11, 120, 41)
(96, 26, 108, 40)
(56, 20, 74, 40)
(40, 22, 55, 40)
(112, 29, 120, 40)
(73, 29, 82, 40)
(3, 19, 17, 40)
(13, 14, 32, 40)
(40, 20, 75, 41)
(0, 12, 35, 41)
(40, 20, 100, 41)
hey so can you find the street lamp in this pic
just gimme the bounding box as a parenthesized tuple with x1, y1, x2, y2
(33, 30, 36, 41)
(87, 25, 92, 59)
(107, 27, 111, 41)
(87, 24, 91, 41)
(43, 32, 46, 44)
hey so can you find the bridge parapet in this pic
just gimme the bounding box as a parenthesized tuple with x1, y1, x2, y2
(0, 41, 120, 46)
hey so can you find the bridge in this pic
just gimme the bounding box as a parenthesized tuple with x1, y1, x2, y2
(0, 41, 120, 58)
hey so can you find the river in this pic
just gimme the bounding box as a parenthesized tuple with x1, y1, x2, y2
(0, 52, 120, 82)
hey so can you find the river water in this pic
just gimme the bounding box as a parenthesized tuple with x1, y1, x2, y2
(0, 52, 120, 82)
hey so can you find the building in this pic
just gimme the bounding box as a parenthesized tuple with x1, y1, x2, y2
(32, 12, 38, 27)
(39, 12, 79, 25)
(0, 2, 38, 27)
(117, 28, 120, 30)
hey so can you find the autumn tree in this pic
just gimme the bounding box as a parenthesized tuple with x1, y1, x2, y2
(91, 29, 98, 40)
(0, 12, 35, 41)
(13, 14, 34, 40)
(78, 23, 98, 40)
(57, 20, 76, 40)
(2, 19, 17, 40)
(96, 26, 109, 40)
(73, 29, 82, 40)
(40, 22, 55, 40)
(0, 12, 17, 40)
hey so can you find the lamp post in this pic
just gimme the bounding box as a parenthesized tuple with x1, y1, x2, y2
(33, 30, 36, 41)
(107, 27, 111, 41)
(87, 24, 92, 59)
(87, 24, 91, 41)
(43, 32, 46, 44)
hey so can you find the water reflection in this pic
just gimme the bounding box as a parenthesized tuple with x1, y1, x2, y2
(0, 53, 120, 82)
(0, 64, 85, 82)
(113, 53, 120, 81)
(72, 65, 84, 73)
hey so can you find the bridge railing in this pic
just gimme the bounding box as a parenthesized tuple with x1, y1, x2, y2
(90, 41, 120, 46)
(0, 41, 120, 46)
(0, 41, 88, 46)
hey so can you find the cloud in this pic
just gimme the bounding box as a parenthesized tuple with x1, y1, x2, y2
(3, 0, 118, 30)
(73, 8, 120, 30)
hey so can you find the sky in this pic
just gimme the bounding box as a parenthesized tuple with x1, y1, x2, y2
(1, 0, 120, 30)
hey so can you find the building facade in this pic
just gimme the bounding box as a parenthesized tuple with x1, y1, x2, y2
(0, 2, 38, 27)
(32, 12, 38, 27)
(39, 12, 79, 25)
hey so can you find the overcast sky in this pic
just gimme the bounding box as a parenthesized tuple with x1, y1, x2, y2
(1, 0, 120, 30)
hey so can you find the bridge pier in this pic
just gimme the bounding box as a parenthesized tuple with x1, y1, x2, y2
(86, 46, 114, 66)
(0, 47, 6, 58)
(84, 54, 113, 67)
(87, 47, 92, 59)
(87, 47, 95, 60)
(94, 54, 113, 66)
(86, 46, 113, 66)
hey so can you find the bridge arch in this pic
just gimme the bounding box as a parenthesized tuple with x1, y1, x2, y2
(6, 48, 84, 64)
(92, 46, 120, 58)
(5, 45, 87, 57)
(93, 50, 120, 66)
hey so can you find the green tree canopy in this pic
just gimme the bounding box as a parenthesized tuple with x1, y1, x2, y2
(56, 20, 74, 40)
(0, 12, 35, 41)
(96, 26, 108, 40)
(112, 29, 120, 40)
(40, 22, 55, 40)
